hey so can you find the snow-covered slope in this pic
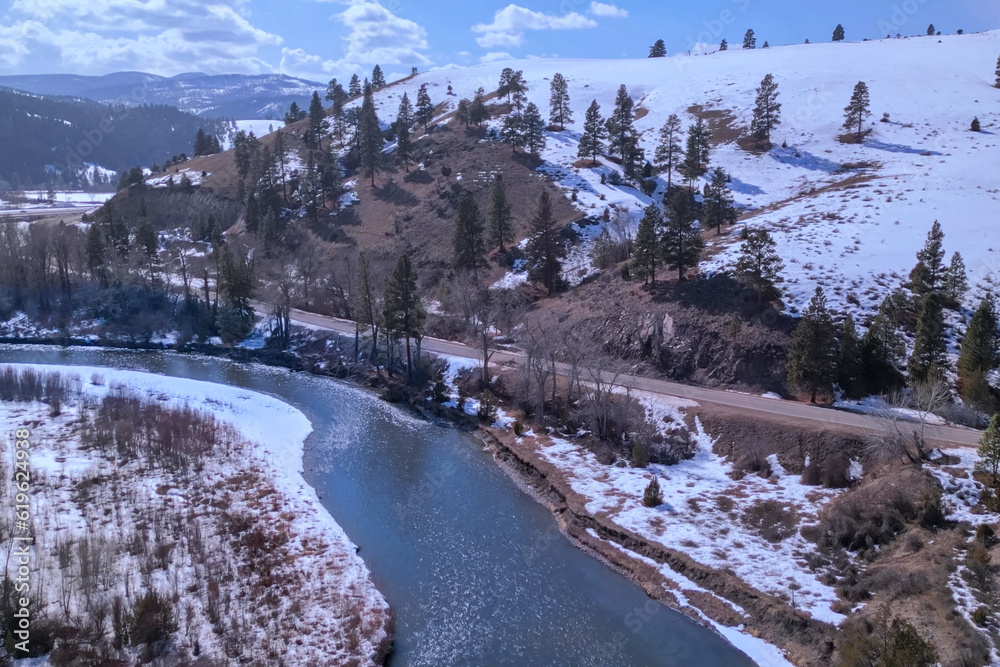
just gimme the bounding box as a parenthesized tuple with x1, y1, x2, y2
(364, 30, 1000, 316)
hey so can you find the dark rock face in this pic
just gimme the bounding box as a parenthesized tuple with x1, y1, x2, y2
(114, 185, 240, 234)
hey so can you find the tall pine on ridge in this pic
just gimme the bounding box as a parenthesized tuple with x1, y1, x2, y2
(787, 287, 838, 403)
(661, 190, 703, 281)
(631, 204, 663, 286)
(843, 81, 871, 141)
(655, 114, 683, 191)
(606, 85, 636, 159)
(453, 190, 486, 273)
(578, 100, 606, 165)
(487, 174, 513, 253)
(525, 191, 565, 293)
(358, 83, 384, 187)
(750, 73, 782, 148)
(549, 73, 572, 130)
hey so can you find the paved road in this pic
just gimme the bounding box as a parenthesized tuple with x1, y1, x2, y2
(288, 307, 985, 449)
(0, 206, 98, 220)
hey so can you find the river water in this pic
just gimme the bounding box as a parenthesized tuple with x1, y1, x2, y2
(0, 346, 756, 667)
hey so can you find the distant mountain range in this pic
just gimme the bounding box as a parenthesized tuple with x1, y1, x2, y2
(0, 86, 231, 190)
(0, 71, 325, 120)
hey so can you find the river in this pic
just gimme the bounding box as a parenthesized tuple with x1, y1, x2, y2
(0, 346, 757, 666)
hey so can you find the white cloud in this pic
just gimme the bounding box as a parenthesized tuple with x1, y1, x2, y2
(1, 0, 281, 75)
(479, 51, 513, 63)
(588, 2, 628, 18)
(472, 4, 597, 49)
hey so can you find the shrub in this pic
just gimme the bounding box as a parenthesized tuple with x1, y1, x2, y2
(129, 590, 177, 649)
(976, 523, 998, 547)
(742, 500, 797, 543)
(477, 390, 498, 424)
(631, 439, 650, 468)
(643, 477, 663, 507)
(838, 603, 937, 667)
(972, 117, 982, 132)
(512, 420, 524, 437)
(973, 606, 989, 626)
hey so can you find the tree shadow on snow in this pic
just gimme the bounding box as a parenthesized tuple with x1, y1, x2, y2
(865, 139, 941, 156)
(728, 175, 765, 196)
(769, 147, 842, 173)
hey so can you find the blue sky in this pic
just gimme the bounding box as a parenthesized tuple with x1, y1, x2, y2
(1, 0, 996, 80)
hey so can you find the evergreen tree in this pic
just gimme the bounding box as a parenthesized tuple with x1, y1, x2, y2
(217, 246, 255, 344)
(549, 73, 573, 130)
(456, 99, 471, 127)
(680, 117, 711, 184)
(383, 253, 426, 383)
(525, 191, 565, 293)
(838, 315, 865, 397)
(394, 93, 414, 171)
(958, 294, 1000, 382)
(578, 100, 607, 164)
(972, 117, 982, 132)
(522, 102, 547, 154)
(979, 415, 1000, 483)
(348, 74, 362, 97)
(661, 190, 704, 281)
(500, 113, 525, 153)
(649, 39, 667, 58)
(843, 81, 871, 140)
(631, 204, 662, 286)
(307, 91, 328, 149)
(85, 223, 107, 286)
(325, 78, 348, 108)
(620, 134, 646, 180)
(193, 128, 221, 156)
(995, 54, 1000, 88)
(703, 167, 737, 234)
(927, 24, 936, 36)
(353, 250, 380, 363)
(415, 84, 434, 131)
(786, 287, 838, 403)
(743, 29, 757, 49)
(944, 252, 968, 305)
(284, 101, 307, 123)
(762, 41, 770, 48)
(487, 174, 513, 253)
(862, 294, 906, 393)
(643, 476, 663, 507)
(470, 87, 490, 125)
(750, 73, 782, 147)
(371, 65, 386, 89)
(833, 24, 846, 42)
(654, 114, 683, 190)
(498, 68, 527, 106)
(135, 217, 157, 259)
(908, 291, 947, 384)
(358, 84, 384, 187)
(719, 39, 728, 51)
(909, 221, 946, 297)
(605, 84, 635, 158)
(453, 190, 486, 272)
(735, 228, 783, 302)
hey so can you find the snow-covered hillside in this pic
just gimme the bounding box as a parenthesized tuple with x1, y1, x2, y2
(364, 30, 1000, 316)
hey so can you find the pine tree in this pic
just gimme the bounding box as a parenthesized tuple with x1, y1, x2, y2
(284, 101, 307, 123)
(649, 39, 667, 58)
(605, 84, 635, 158)
(972, 117, 982, 132)
(383, 253, 426, 383)
(703, 167, 737, 234)
(453, 190, 486, 272)
(786, 287, 838, 403)
(833, 24, 846, 42)
(348, 74, 362, 97)
(995, 54, 1000, 88)
(743, 29, 757, 49)
(525, 191, 565, 293)
(371, 65, 386, 89)
(135, 217, 157, 259)
(325, 78, 348, 108)
(642, 476, 663, 507)
(927, 24, 936, 37)
(862, 294, 906, 393)
(654, 114, 683, 190)
(522, 102, 546, 154)
(456, 99, 471, 127)
(944, 252, 968, 305)
(358, 84, 384, 187)
(735, 228, 783, 302)
(500, 113, 524, 153)
(843, 81, 871, 140)
(958, 294, 1000, 381)
(307, 91, 328, 149)
(661, 190, 703, 281)
(498, 68, 527, 106)
(193, 128, 221, 156)
(762, 41, 770, 48)
(909, 221, 946, 296)
(719, 39, 728, 51)
(549, 73, 572, 130)
(415, 84, 434, 131)
(838, 315, 865, 398)
(751, 73, 782, 147)
(631, 204, 662, 286)
(680, 117, 711, 184)
(578, 100, 606, 165)
(978, 415, 1000, 484)
(908, 291, 947, 384)
(470, 87, 490, 126)
(487, 174, 513, 253)
(85, 223, 107, 286)
(394, 93, 414, 171)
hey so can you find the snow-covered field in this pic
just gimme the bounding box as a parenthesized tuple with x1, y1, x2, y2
(358, 30, 1000, 315)
(0, 364, 389, 664)
(0, 190, 115, 209)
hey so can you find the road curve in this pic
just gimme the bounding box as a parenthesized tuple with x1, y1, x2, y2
(287, 307, 984, 450)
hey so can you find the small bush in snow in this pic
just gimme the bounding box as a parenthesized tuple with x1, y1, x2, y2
(631, 439, 650, 468)
(971, 117, 981, 132)
(642, 477, 663, 507)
